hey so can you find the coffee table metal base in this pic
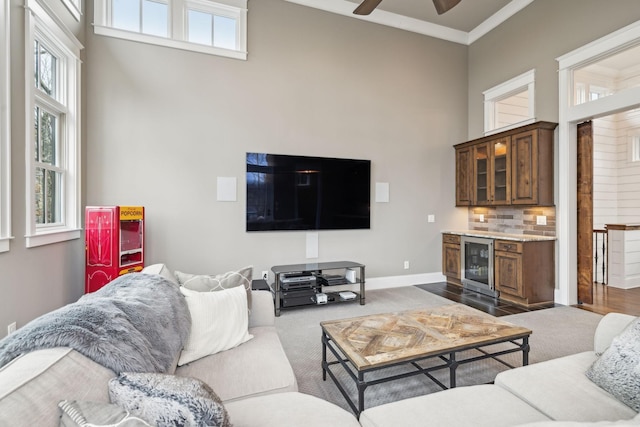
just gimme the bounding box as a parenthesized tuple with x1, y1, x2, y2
(321, 331, 530, 417)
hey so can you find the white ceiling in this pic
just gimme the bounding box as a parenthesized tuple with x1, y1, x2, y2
(284, 0, 535, 45)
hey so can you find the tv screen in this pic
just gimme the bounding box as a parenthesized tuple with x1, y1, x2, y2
(246, 153, 371, 231)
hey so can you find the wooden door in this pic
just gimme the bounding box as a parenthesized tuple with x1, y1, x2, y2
(495, 250, 523, 297)
(442, 234, 461, 285)
(511, 130, 539, 205)
(455, 147, 473, 206)
(577, 121, 593, 304)
(490, 137, 511, 204)
(473, 143, 491, 205)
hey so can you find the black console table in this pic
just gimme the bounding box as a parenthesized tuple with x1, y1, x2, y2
(270, 261, 365, 316)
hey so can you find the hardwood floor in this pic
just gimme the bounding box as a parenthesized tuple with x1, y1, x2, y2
(415, 282, 558, 317)
(573, 283, 640, 316)
(417, 282, 640, 317)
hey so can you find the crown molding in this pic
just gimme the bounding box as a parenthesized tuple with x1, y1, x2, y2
(284, 0, 534, 46)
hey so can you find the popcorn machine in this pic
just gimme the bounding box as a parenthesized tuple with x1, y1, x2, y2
(85, 206, 145, 293)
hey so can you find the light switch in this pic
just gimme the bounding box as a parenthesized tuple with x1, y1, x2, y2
(536, 215, 547, 226)
(427, 215, 435, 223)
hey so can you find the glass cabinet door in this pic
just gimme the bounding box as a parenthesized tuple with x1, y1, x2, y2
(474, 144, 490, 205)
(491, 137, 510, 204)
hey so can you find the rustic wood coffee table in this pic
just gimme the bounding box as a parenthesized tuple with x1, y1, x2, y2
(321, 303, 532, 416)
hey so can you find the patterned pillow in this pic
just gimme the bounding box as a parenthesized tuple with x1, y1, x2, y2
(108, 373, 230, 427)
(175, 265, 253, 309)
(586, 317, 640, 411)
(58, 400, 152, 427)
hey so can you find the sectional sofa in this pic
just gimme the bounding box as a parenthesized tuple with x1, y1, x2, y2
(0, 266, 638, 427)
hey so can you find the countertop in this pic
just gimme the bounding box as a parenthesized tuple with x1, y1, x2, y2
(443, 230, 556, 242)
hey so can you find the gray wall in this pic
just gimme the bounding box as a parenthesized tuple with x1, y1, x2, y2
(83, 0, 468, 282)
(0, 0, 85, 334)
(468, 0, 640, 139)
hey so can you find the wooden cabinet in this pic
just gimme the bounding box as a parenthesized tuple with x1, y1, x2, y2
(494, 239, 555, 306)
(454, 122, 556, 207)
(442, 234, 461, 286)
(455, 146, 473, 206)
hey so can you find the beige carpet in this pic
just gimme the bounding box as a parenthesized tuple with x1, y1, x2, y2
(275, 285, 603, 413)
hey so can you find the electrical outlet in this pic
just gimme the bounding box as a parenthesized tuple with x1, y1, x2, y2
(479, 214, 485, 222)
(404, 261, 410, 269)
(427, 214, 435, 223)
(536, 215, 547, 226)
(261, 271, 268, 281)
(7, 322, 16, 336)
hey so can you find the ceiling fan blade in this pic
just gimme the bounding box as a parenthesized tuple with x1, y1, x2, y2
(433, 0, 462, 15)
(353, 0, 384, 15)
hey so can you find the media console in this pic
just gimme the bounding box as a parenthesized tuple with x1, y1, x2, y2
(270, 261, 365, 316)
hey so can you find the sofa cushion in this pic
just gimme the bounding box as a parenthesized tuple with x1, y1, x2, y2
(175, 326, 297, 402)
(495, 351, 638, 422)
(225, 392, 360, 427)
(109, 372, 230, 427)
(178, 285, 253, 366)
(518, 411, 640, 426)
(58, 400, 152, 426)
(175, 265, 253, 309)
(586, 317, 640, 412)
(359, 384, 551, 427)
(0, 348, 114, 427)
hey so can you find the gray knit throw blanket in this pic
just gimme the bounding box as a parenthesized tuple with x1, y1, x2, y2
(0, 273, 191, 374)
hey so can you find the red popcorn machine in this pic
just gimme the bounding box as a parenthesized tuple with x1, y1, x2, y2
(85, 206, 145, 293)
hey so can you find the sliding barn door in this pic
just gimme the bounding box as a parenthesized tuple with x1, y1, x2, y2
(577, 121, 593, 304)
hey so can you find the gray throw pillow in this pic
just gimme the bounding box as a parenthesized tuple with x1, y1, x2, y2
(58, 400, 152, 427)
(108, 372, 231, 427)
(175, 265, 253, 309)
(586, 317, 640, 411)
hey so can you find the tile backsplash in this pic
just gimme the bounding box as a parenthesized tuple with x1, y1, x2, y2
(468, 206, 556, 237)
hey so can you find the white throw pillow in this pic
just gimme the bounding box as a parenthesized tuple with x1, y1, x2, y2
(178, 285, 253, 366)
(175, 266, 253, 309)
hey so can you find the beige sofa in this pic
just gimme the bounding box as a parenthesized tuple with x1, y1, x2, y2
(359, 312, 640, 427)
(0, 287, 359, 427)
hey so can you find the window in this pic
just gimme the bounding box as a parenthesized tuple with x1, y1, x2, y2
(484, 69, 536, 135)
(572, 43, 640, 106)
(94, 0, 248, 60)
(630, 134, 640, 163)
(62, 0, 81, 21)
(0, 0, 10, 253)
(25, 0, 82, 248)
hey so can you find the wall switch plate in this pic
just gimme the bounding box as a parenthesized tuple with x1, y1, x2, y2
(427, 215, 435, 223)
(261, 271, 268, 281)
(404, 261, 410, 269)
(536, 215, 547, 225)
(479, 214, 485, 222)
(7, 322, 16, 336)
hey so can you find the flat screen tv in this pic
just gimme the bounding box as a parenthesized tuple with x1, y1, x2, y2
(246, 153, 371, 231)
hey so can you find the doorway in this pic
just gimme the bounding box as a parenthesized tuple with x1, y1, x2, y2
(557, 20, 640, 308)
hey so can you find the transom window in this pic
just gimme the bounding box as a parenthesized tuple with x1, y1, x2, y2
(484, 69, 536, 135)
(94, 0, 248, 60)
(25, 0, 82, 248)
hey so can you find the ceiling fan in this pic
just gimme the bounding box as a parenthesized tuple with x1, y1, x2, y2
(353, 0, 462, 16)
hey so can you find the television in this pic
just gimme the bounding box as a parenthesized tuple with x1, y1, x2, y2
(246, 153, 371, 231)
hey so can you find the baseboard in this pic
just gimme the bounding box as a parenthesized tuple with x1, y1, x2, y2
(364, 272, 446, 290)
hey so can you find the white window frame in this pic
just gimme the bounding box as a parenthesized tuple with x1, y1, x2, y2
(62, 0, 81, 21)
(93, 0, 248, 60)
(483, 69, 536, 135)
(24, 0, 83, 248)
(0, 0, 11, 253)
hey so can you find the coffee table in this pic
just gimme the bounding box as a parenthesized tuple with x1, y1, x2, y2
(320, 303, 532, 416)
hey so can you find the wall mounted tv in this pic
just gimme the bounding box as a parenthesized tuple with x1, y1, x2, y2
(246, 153, 371, 232)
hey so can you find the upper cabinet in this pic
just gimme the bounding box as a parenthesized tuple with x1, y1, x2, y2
(455, 122, 557, 207)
